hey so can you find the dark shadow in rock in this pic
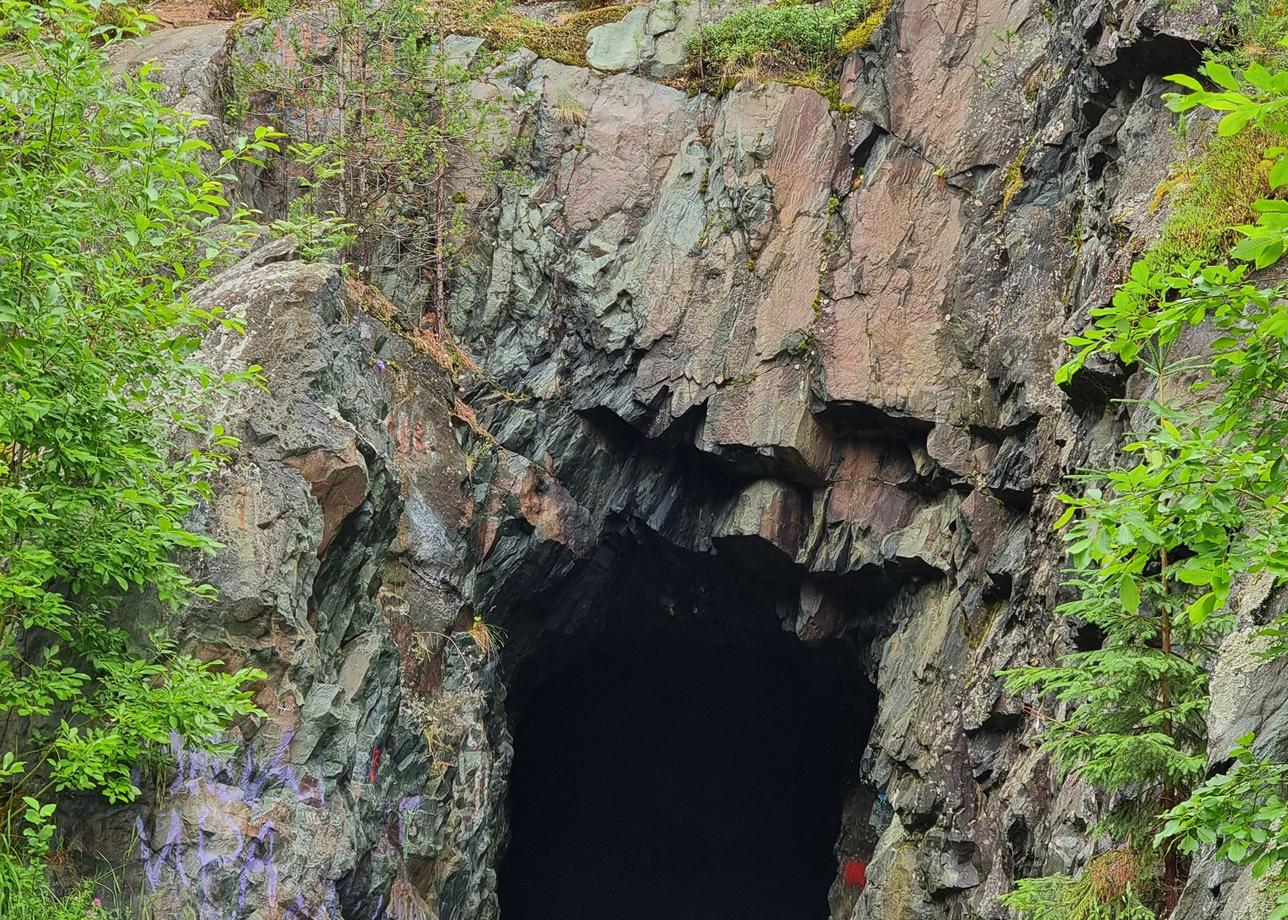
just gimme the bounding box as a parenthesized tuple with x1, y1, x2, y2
(499, 621, 874, 920)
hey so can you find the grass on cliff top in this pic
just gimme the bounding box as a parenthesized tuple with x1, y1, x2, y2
(436, 0, 635, 68)
(685, 0, 885, 96)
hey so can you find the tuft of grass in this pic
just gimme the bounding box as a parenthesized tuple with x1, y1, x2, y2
(1144, 127, 1274, 272)
(687, 0, 877, 93)
(467, 616, 506, 658)
(553, 96, 588, 125)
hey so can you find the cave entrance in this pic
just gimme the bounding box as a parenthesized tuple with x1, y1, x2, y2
(499, 619, 876, 920)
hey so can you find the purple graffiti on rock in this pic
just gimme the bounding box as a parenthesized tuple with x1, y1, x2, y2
(136, 731, 428, 919)
(136, 731, 323, 918)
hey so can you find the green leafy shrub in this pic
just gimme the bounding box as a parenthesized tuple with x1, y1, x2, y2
(1001, 52, 1288, 918)
(271, 142, 356, 262)
(687, 0, 876, 92)
(1158, 734, 1288, 918)
(1207, 0, 1288, 69)
(0, 0, 273, 899)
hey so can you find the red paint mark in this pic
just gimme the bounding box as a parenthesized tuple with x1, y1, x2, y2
(368, 748, 381, 784)
(843, 859, 867, 888)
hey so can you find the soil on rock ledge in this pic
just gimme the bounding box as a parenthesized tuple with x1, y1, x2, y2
(75, 0, 1273, 918)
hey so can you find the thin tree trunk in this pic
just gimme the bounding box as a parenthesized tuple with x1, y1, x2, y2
(432, 12, 448, 338)
(336, 17, 349, 234)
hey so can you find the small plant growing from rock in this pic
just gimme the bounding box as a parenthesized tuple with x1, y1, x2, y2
(553, 96, 588, 126)
(1001, 850, 1158, 920)
(270, 141, 356, 262)
(468, 616, 506, 658)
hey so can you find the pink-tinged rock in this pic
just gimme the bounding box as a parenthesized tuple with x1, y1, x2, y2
(283, 441, 368, 557)
(634, 82, 840, 426)
(514, 464, 595, 558)
(561, 71, 693, 233)
(699, 363, 833, 486)
(735, 85, 839, 359)
(820, 145, 969, 424)
(822, 440, 918, 532)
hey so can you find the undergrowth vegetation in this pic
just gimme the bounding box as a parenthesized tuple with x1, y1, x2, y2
(1147, 128, 1274, 272)
(1003, 850, 1159, 920)
(422, 0, 633, 68)
(472, 2, 635, 67)
(1210, 0, 1288, 69)
(0, 844, 125, 920)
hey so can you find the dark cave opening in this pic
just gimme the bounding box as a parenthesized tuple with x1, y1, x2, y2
(499, 621, 876, 920)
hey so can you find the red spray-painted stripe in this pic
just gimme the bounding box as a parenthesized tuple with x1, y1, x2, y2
(843, 859, 867, 888)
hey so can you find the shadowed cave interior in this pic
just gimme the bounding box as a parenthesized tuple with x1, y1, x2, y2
(499, 620, 877, 920)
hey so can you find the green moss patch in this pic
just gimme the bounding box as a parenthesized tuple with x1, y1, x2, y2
(838, 0, 891, 54)
(1145, 128, 1274, 272)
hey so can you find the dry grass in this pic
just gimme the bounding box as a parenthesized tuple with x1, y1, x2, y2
(344, 276, 481, 376)
(344, 280, 498, 442)
(451, 395, 494, 441)
(434, 0, 636, 68)
(467, 616, 506, 658)
(553, 96, 588, 125)
(1086, 849, 1149, 904)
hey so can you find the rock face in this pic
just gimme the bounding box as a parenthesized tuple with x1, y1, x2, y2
(86, 1, 1280, 918)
